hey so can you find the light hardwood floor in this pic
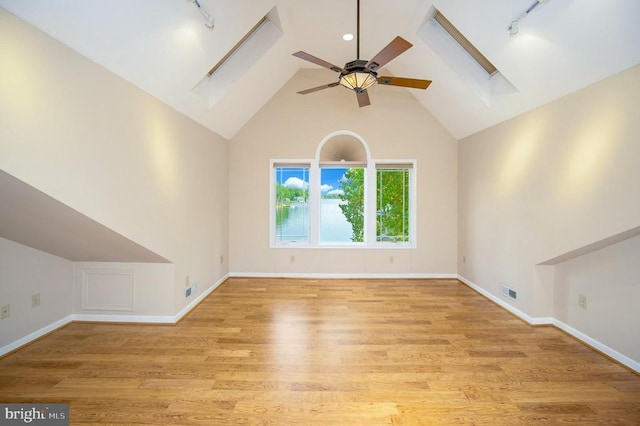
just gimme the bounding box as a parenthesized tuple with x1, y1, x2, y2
(1, 278, 639, 425)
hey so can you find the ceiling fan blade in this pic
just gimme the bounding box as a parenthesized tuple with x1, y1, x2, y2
(297, 82, 340, 95)
(377, 76, 432, 90)
(356, 90, 370, 107)
(365, 36, 413, 71)
(292, 51, 346, 74)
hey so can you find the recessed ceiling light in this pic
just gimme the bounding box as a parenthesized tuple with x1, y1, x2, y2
(342, 33, 354, 41)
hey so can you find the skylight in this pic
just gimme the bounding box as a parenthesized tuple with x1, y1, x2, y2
(417, 8, 517, 106)
(207, 15, 269, 78)
(192, 7, 282, 106)
(432, 11, 497, 77)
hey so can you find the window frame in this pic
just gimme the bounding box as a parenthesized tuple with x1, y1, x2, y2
(270, 160, 313, 247)
(319, 163, 367, 246)
(270, 159, 416, 249)
(369, 161, 416, 248)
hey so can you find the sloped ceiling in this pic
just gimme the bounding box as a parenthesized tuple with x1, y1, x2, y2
(0, 170, 169, 262)
(1, 0, 639, 140)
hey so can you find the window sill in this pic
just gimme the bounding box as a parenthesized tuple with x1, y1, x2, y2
(271, 243, 416, 249)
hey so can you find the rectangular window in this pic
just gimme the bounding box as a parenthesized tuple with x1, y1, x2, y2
(376, 165, 411, 243)
(320, 167, 364, 243)
(274, 166, 309, 243)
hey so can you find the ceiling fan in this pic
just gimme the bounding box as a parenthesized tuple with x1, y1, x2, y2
(292, 0, 432, 107)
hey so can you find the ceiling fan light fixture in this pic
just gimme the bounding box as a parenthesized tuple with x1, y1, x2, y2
(339, 71, 377, 92)
(292, 0, 431, 107)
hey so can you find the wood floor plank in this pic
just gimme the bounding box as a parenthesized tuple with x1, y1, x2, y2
(1, 278, 638, 425)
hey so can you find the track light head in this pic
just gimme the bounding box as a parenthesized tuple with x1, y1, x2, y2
(199, 8, 214, 29)
(507, 0, 549, 36)
(189, 0, 214, 29)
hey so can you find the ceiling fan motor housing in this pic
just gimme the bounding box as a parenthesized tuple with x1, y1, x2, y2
(344, 59, 377, 75)
(291, 0, 430, 107)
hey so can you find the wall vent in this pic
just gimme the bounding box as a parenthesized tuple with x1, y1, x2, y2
(500, 284, 517, 300)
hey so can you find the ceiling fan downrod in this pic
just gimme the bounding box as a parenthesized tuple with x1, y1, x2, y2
(291, 0, 432, 107)
(356, 0, 360, 60)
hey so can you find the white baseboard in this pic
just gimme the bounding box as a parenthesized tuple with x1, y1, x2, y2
(69, 313, 176, 323)
(456, 275, 546, 324)
(552, 318, 640, 373)
(0, 274, 230, 357)
(458, 275, 639, 374)
(229, 272, 458, 279)
(173, 273, 228, 322)
(0, 315, 74, 357)
(6, 273, 637, 374)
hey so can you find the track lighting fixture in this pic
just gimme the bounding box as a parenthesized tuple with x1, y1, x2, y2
(190, 0, 214, 29)
(508, 0, 549, 36)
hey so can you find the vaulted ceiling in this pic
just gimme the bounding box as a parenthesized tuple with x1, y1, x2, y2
(2, 0, 639, 140)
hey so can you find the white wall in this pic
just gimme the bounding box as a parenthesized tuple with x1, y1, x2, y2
(458, 65, 640, 363)
(0, 10, 230, 319)
(554, 235, 640, 363)
(0, 238, 73, 349)
(229, 68, 458, 276)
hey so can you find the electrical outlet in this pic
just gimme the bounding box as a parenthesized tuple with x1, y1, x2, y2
(185, 276, 190, 288)
(220, 255, 224, 264)
(462, 255, 466, 264)
(290, 255, 295, 263)
(578, 294, 587, 310)
(389, 255, 394, 264)
(31, 293, 41, 308)
(1, 304, 10, 319)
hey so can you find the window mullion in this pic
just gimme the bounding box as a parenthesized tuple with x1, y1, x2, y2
(309, 160, 320, 246)
(366, 164, 377, 245)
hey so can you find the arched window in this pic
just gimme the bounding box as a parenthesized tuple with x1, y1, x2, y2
(317, 132, 369, 244)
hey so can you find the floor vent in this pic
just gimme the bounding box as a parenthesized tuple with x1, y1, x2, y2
(500, 284, 517, 300)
